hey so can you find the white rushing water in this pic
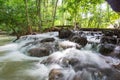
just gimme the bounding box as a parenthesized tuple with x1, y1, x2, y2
(0, 31, 120, 80)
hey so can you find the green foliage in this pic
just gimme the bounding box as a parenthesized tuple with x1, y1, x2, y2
(0, 0, 27, 34)
(0, 0, 120, 36)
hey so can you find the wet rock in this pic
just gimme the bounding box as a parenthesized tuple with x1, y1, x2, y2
(70, 35, 88, 47)
(73, 70, 93, 80)
(96, 68, 120, 80)
(117, 38, 120, 45)
(102, 30, 114, 36)
(67, 57, 100, 72)
(73, 71, 82, 80)
(114, 30, 120, 38)
(28, 47, 50, 57)
(68, 58, 83, 72)
(100, 36, 117, 44)
(42, 47, 119, 80)
(98, 44, 115, 56)
(58, 29, 73, 39)
(68, 58, 80, 67)
(41, 42, 59, 53)
(112, 63, 120, 70)
(73, 69, 107, 80)
(105, 69, 120, 80)
(31, 32, 37, 35)
(63, 48, 110, 70)
(23, 41, 58, 54)
(40, 51, 64, 64)
(41, 56, 53, 64)
(117, 33, 120, 38)
(49, 68, 75, 80)
(40, 38, 55, 43)
(49, 69, 65, 80)
(21, 41, 35, 47)
(114, 46, 120, 58)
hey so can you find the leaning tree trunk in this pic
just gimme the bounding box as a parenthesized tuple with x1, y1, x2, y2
(52, 0, 58, 27)
(106, 0, 120, 12)
(24, 0, 32, 34)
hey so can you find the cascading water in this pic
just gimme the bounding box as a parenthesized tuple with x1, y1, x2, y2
(0, 31, 120, 80)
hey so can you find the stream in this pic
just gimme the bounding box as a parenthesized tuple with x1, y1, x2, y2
(0, 31, 120, 80)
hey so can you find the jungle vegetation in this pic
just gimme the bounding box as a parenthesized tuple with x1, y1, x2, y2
(0, 0, 120, 38)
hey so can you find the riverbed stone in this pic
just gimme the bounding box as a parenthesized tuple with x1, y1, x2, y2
(70, 35, 88, 47)
(73, 70, 93, 80)
(31, 32, 37, 35)
(102, 30, 114, 36)
(112, 63, 120, 70)
(28, 47, 50, 57)
(49, 69, 65, 80)
(114, 46, 120, 58)
(40, 42, 59, 53)
(58, 29, 73, 39)
(117, 38, 120, 45)
(40, 38, 55, 43)
(98, 44, 115, 56)
(100, 36, 117, 44)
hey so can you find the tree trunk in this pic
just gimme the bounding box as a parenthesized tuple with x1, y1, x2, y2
(52, 0, 58, 27)
(44, 0, 48, 22)
(37, 0, 42, 32)
(106, 0, 120, 12)
(24, 0, 32, 34)
(61, 0, 64, 25)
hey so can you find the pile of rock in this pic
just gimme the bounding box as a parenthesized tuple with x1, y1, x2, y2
(98, 31, 120, 58)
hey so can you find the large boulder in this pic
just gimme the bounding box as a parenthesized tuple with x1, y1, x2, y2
(58, 29, 73, 39)
(100, 36, 117, 44)
(23, 40, 58, 53)
(102, 30, 114, 36)
(70, 35, 88, 47)
(40, 42, 59, 53)
(101, 31, 117, 44)
(28, 47, 50, 57)
(98, 44, 115, 56)
(31, 32, 37, 35)
(40, 51, 64, 64)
